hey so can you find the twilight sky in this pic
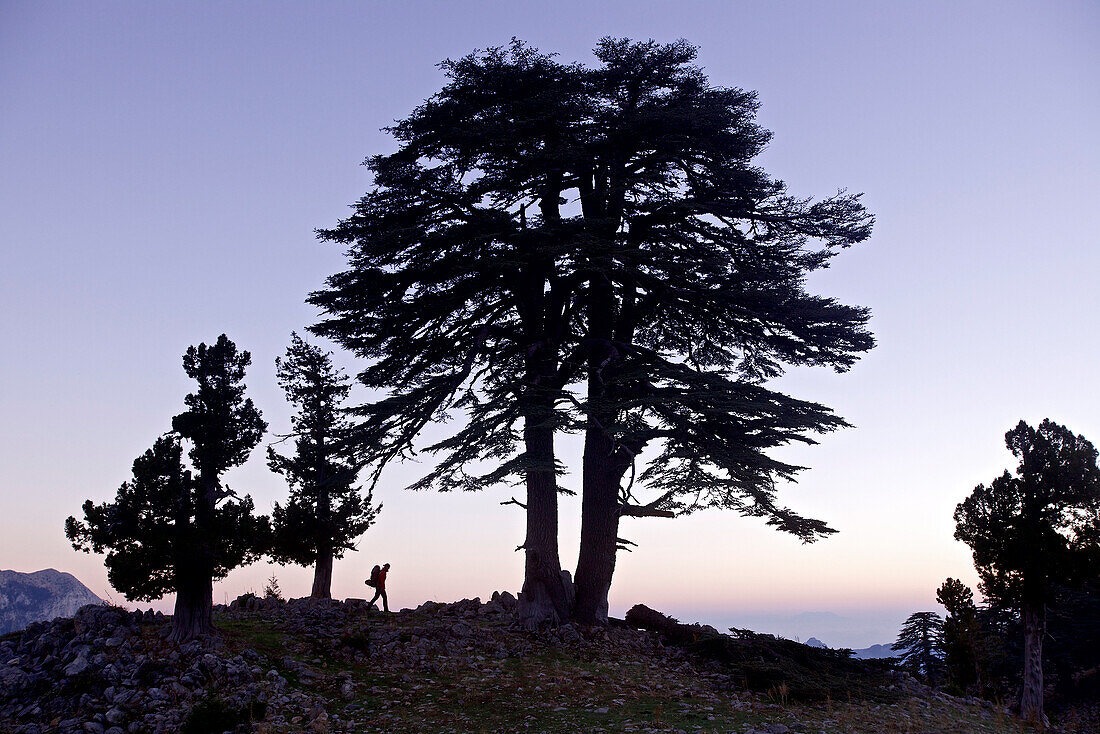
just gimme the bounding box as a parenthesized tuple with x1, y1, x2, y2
(2, 1, 1097, 648)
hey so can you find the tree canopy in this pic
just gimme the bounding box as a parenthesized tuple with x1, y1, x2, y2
(954, 418, 1100, 722)
(172, 335, 267, 483)
(892, 611, 944, 683)
(66, 335, 269, 641)
(66, 435, 189, 601)
(311, 37, 873, 624)
(936, 577, 981, 694)
(268, 333, 379, 598)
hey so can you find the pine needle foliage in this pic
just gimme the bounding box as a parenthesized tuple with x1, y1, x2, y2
(267, 334, 379, 597)
(954, 419, 1100, 721)
(311, 37, 872, 527)
(311, 38, 874, 622)
(892, 611, 944, 683)
(66, 335, 269, 639)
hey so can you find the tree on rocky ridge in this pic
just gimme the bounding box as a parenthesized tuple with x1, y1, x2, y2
(561, 38, 873, 623)
(311, 41, 589, 627)
(311, 38, 873, 626)
(267, 333, 379, 599)
(66, 335, 269, 641)
(954, 419, 1100, 724)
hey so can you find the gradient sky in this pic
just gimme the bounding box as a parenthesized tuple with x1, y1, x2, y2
(2, 1, 1097, 648)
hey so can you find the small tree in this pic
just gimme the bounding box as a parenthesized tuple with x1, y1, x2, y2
(954, 419, 1100, 723)
(936, 577, 981, 693)
(892, 611, 944, 684)
(263, 574, 284, 601)
(267, 333, 379, 598)
(67, 335, 269, 641)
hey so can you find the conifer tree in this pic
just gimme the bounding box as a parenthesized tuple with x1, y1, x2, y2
(892, 611, 944, 684)
(66, 335, 269, 641)
(936, 577, 981, 693)
(267, 333, 379, 598)
(564, 39, 872, 623)
(311, 42, 588, 626)
(954, 419, 1100, 723)
(312, 38, 873, 625)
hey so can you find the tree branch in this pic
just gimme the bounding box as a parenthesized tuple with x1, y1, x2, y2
(619, 504, 675, 518)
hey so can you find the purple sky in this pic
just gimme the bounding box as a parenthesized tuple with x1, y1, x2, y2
(2, 1, 1098, 647)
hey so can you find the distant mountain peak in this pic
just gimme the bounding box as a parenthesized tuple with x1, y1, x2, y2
(805, 637, 827, 648)
(0, 569, 103, 634)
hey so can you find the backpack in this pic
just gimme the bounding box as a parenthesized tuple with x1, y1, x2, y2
(367, 565, 381, 587)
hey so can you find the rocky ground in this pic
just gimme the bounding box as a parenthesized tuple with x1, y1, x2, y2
(0, 595, 1043, 734)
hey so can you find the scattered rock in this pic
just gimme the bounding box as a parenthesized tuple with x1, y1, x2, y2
(0, 593, 997, 734)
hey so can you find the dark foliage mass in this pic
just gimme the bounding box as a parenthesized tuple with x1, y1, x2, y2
(66, 436, 190, 601)
(903, 578, 1100, 727)
(936, 577, 981, 694)
(625, 604, 898, 702)
(267, 333, 379, 598)
(172, 336, 267, 483)
(1044, 582, 1100, 715)
(66, 335, 269, 640)
(953, 419, 1100, 722)
(892, 611, 944, 684)
(310, 37, 873, 625)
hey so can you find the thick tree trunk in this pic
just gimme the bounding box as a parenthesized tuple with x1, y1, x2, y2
(312, 550, 334, 599)
(517, 404, 570, 629)
(573, 426, 625, 625)
(170, 572, 213, 642)
(170, 475, 216, 642)
(1020, 603, 1047, 724)
(572, 265, 628, 626)
(514, 234, 570, 628)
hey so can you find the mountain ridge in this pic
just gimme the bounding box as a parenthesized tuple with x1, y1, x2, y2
(0, 568, 103, 634)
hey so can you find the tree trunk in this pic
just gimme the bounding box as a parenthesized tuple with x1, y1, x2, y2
(313, 448, 333, 599)
(312, 549, 334, 599)
(169, 475, 216, 642)
(517, 398, 570, 629)
(573, 424, 624, 625)
(573, 267, 628, 626)
(1020, 603, 1047, 724)
(514, 234, 570, 629)
(170, 571, 213, 642)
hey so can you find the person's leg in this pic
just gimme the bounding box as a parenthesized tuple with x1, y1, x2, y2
(369, 589, 381, 609)
(381, 589, 389, 613)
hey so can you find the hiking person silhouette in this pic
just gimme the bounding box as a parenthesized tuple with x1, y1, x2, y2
(366, 562, 390, 612)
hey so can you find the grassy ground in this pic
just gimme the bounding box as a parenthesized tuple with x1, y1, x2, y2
(216, 609, 1039, 734)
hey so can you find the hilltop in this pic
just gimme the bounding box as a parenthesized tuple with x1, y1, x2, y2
(0, 595, 1034, 734)
(0, 570, 102, 635)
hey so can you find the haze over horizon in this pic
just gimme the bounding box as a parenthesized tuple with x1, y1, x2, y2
(2, 1, 1098, 648)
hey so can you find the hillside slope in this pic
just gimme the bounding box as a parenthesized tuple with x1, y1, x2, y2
(0, 595, 1033, 734)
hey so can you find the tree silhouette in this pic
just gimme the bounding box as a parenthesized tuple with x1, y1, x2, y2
(936, 577, 981, 693)
(312, 38, 873, 625)
(311, 41, 595, 626)
(267, 333, 379, 599)
(66, 335, 269, 641)
(562, 38, 872, 623)
(892, 611, 944, 684)
(954, 419, 1100, 723)
(1044, 581, 1100, 709)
